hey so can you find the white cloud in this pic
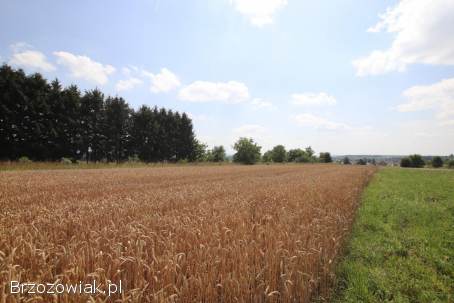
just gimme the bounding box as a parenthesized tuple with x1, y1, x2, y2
(143, 68, 181, 93)
(396, 78, 454, 125)
(233, 124, 266, 134)
(9, 50, 56, 72)
(53, 51, 115, 85)
(122, 67, 132, 76)
(291, 92, 337, 106)
(179, 81, 250, 103)
(229, 0, 287, 27)
(187, 113, 212, 123)
(354, 0, 454, 76)
(293, 113, 352, 130)
(10, 42, 34, 53)
(251, 98, 275, 110)
(115, 77, 143, 92)
(122, 65, 139, 77)
(354, 50, 406, 76)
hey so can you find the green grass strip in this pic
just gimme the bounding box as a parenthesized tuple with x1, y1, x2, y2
(334, 168, 454, 303)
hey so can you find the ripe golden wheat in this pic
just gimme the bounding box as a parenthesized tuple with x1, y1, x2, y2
(0, 165, 376, 302)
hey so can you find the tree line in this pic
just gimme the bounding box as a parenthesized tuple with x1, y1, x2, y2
(400, 154, 454, 169)
(224, 137, 333, 165)
(0, 64, 198, 162)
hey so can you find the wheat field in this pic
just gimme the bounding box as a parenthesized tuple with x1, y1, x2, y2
(0, 165, 376, 303)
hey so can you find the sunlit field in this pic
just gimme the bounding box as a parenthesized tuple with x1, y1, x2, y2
(0, 165, 375, 302)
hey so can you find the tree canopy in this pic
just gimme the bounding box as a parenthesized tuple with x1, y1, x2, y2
(432, 156, 443, 168)
(210, 146, 226, 162)
(343, 157, 351, 165)
(400, 155, 425, 168)
(319, 152, 333, 163)
(409, 154, 425, 168)
(270, 145, 287, 163)
(233, 138, 262, 165)
(0, 64, 197, 162)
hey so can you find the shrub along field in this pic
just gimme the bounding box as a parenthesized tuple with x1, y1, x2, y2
(334, 168, 454, 302)
(0, 165, 375, 302)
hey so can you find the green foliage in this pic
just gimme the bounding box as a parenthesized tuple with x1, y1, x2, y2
(295, 155, 310, 163)
(343, 157, 351, 165)
(334, 168, 454, 303)
(401, 155, 426, 168)
(319, 152, 332, 163)
(432, 156, 443, 168)
(233, 137, 261, 165)
(104, 96, 131, 163)
(18, 156, 31, 163)
(400, 157, 411, 167)
(192, 140, 208, 162)
(409, 154, 425, 168)
(356, 158, 367, 165)
(287, 148, 314, 163)
(210, 146, 226, 162)
(287, 149, 304, 162)
(0, 64, 197, 163)
(270, 145, 287, 163)
(448, 160, 454, 169)
(305, 146, 315, 158)
(262, 150, 273, 163)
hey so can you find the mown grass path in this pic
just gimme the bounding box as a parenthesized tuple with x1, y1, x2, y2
(334, 168, 454, 303)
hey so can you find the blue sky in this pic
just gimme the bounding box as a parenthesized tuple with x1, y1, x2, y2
(1, 0, 454, 155)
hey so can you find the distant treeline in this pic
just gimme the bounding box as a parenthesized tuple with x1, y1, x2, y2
(400, 154, 454, 169)
(0, 64, 198, 162)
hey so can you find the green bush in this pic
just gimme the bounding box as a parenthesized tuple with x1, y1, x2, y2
(262, 150, 273, 163)
(400, 157, 411, 167)
(448, 160, 454, 169)
(287, 149, 304, 162)
(401, 155, 425, 168)
(409, 154, 425, 168)
(18, 156, 31, 163)
(233, 137, 261, 165)
(356, 159, 367, 165)
(319, 152, 332, 163)
(271, 145, 287, 163)
(432, 156, 443, 168)
(210, 146, 226, 162)
(295, 155, 310, 163)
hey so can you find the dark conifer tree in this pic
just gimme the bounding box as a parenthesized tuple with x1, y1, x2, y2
(80, 89, 105, 162)
(0, 64, 198, 163)
(104, 96, 131, 163)
(61, 85, 82, 159)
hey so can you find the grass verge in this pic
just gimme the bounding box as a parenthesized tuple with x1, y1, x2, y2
(334, 168, 454, 303)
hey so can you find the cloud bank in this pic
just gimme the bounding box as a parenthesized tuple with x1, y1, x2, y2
(354, 0, 454, 76)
